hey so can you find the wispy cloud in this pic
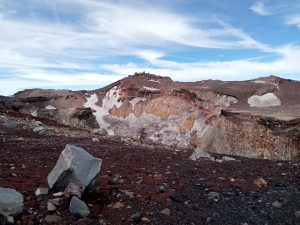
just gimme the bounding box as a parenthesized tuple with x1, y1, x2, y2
(285, 14, 300, 28)
(0, 0, 299, 96)
(250, 1, 271, 16)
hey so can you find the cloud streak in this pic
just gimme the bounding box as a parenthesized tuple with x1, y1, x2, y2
(250, 1, 271, 16)
(0, 0, 299, 95)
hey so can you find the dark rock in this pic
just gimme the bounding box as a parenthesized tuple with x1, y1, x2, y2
(170, 194, 184, 203)
(47, 144, 102, 193)
(130, 212, 141, 222)
(0, 187, 24, 217)
(69, 196, 90, 218)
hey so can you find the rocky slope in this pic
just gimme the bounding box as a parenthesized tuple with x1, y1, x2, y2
(0, 109, 300, 225)
(1, 73, 300, 160)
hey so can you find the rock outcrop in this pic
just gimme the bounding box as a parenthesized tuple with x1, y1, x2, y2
(2, 73, 300, 160)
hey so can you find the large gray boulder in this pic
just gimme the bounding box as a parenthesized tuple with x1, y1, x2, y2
(69, 196, 90, 218)
(0, 188, 24, 217)
(47, 144, 102, 192)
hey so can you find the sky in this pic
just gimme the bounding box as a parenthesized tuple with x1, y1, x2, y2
(0, 0, 300, 95)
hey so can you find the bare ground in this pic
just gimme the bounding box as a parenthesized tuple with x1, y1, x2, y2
(0, 110, 300, 225)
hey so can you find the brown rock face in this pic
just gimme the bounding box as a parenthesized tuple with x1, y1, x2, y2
(215, 110, 299, 160)
(2, 72, 300, 160)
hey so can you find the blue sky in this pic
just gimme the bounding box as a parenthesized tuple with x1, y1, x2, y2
(0, 0, 300, 95)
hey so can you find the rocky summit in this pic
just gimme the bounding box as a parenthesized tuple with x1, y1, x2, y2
(1, 73, 299, 160)
(0, 73, 300, 225)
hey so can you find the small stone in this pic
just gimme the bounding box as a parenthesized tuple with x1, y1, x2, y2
(159, 186, 165, 193)
(64, 178, 82, 199)
(272, 201, 282, 208)
(122, 190, 134, 198)
(208, 192, 220, 199)
(92, 138, 99, 142)
(141, 217, 150, 223)
(241, 223, 248, 225)
(206, 217, 211, 223)
(170, 194, 183, 203)
(6, 216, 14, 224)
(69, 196, 90, 218)
(45, 215, 62, 224)
(50, 198, 64, 206)
(35, 188, 49, 196)
(52, 192, 64, 197)
(254, 178, 268, 188)
(161, 208, 171, 216)
(221, 156, 237, 161)
(130, 212, 141, 222)
(47, 202, 56, 212)
(295, 211, 300, 217)
(112, 202, 124, 209)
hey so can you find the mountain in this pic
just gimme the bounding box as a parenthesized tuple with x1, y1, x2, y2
(1, 72, 299, 160)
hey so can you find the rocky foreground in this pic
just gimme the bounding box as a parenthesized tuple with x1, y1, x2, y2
(0, 109, 300, 225)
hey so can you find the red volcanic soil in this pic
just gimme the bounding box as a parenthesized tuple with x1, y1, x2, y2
(0, 110, 300, 225)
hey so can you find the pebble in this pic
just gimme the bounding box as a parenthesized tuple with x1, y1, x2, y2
(6, 216, 14, 224)
(295, 211, 300, 217)
(161, 208, 171, 216)
(130, 212, 141, 222)
(141, 217, 150, 223)
(254, 178, 268, 188)
(92, 138, 99, 142)
(112, 202, 125, 209)
(49, 198, 64, 206)
(52, 192, 64, 197)
(35, 188, 49, 196)
(47, 202, 57, 212)
(159, 185, 165, 193)
(272, 201, 282, 208)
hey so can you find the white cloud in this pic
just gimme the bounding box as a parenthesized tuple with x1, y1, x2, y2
(102, 44, 300, 81)
(250, 1, 271, 16)
(0, 0, 269, 71)
(0, 68, 125, 96)
(285, 14, 300, 28)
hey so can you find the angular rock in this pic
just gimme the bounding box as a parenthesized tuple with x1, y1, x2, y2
(221, 156, 237, 162)
(92, 138, 99, 143)
(6, 216, 14, 224)
(69, 196, 90, 218)
(161, 208, 171, 216)
(35, 187, 49, 196)
(130, 212, 141, 222)
(33, 126, 55, 135)
(190, 148, 214, 161)
(49, 198, 64, 206)
(47, 144, 102, 192)
(64, 178, 82, 199)
(112, 201, 125, 209)
(0, 187, 24, 217)
(254, 178, 268, 188)
(272, 201, 282, 208)
(32, 120, 43, 127)
(47, 202, 56, 212)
